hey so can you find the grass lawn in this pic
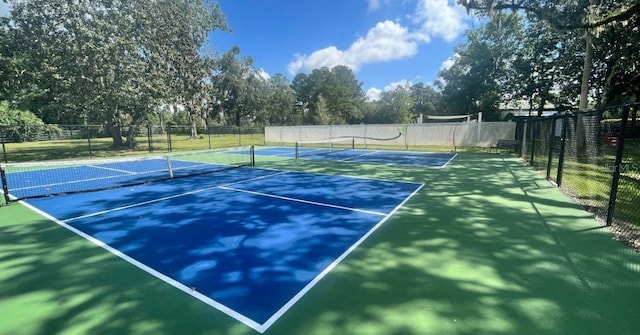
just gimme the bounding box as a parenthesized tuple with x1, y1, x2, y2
(1, 134, 265, 163)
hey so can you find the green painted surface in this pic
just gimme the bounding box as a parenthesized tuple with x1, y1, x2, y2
(1, 153, 638, 335)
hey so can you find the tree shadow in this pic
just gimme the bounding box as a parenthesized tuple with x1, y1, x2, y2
(1, 153, 639, 335)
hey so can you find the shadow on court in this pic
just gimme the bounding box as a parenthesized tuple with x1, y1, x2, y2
(1, 153, 639, 335)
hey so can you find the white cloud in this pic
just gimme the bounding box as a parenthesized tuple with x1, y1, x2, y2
(366, 79, 413, 101)
(288, 20, 418, 75)
(366, 87, 383, 101)
(385, 79, 413, 91)
(288, 1, 468, 76)
(436, 53, 460, 85)
(413, 0, 468, 42)
(439, 53, 459, 72)
(256, 68, 271, 81)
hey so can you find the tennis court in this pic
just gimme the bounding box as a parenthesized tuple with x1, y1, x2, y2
(1, 150, 639, 335)
(1, 148, 424, 333)
(253, 146, 457, 167)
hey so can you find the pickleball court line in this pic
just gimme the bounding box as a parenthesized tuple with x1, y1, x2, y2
(442, 153, 458, 167)
(63, 170, 290, 223)
(259, 181, 425, 331)
(22, 169, 424, 333)
(87, 164, 138, 174)
(19, 200, 265, 332)
(218, 185, 388, 216)
(337, 150, 380, 162)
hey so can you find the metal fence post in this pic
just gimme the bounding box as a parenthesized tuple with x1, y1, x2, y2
(1, 128, 7, 163)
(87, 125, 93, 159)
(606, 105, 630, 226)
(1, 167, 10, 205)
(167, 126, 172, 153)
(147, 124, 153, 153)
(556, 114, 569, 187)
(529, 119, 537, 164)
(546, 116, 557, 180)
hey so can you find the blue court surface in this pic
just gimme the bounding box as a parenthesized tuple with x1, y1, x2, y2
(254, 146, 456, 167)
(22, 166, 423, 332)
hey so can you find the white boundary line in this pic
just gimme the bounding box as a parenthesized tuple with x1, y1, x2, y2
(298, 148, 457, 168)
(64, 171, 289, 223)
(259, 182, 426, 331)
(442, 153, 458, 168)
(12, 161, 236, 192)
(20, 168, 424, 333)
(219, 186, 387, 217)
(87, 164, 137, 174)
(19, 200, 263, 332)
(343, 150, 458, 168)
(253, 165, 423, 187)
(338, 150, 380, 162)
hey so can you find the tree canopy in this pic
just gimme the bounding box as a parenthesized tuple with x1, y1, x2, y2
(1, 0, 228, 146)
(456, 0, 640, 109)
(4, 0, 635, 148)
(439, 2, 639, 116)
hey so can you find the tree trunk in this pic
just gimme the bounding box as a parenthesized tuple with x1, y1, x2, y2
(579, 30, 594, 110)
(190, 118, 199, 139)
(109, 119, 124, 148)
(576, 28, 594, 161)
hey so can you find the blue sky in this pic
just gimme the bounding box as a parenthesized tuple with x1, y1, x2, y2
(211, 0, 475, 100)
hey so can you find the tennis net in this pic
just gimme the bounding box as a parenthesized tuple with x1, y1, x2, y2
(295, 137, 355, 159)
(1, 146, 254, 203)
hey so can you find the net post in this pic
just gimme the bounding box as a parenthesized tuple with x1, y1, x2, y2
(166, 156, 174, 178)
(250, 145, 255, 166)
(351, 137, 355, 150)
(1, 166, 10, 205)
(295, 142, 299, 159)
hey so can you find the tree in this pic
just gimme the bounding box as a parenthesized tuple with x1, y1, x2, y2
(260, 74, 296, 126)
(410, 83, 442, 117)
(324, 65, 365, 124)
(149, 1, 228, 139)
(378, 85, 414, 123)
(2, 0, 227, 146)
(458, 0, 640, 108)
(290, 66, 365, 125)
(307, 94, 330, 125)
(592, 12, 640, 103)
(291, 73, 313, 125)
(437, 13, 524, 120)
(0, 101, 61, 142)
(213, 46, 268, 127)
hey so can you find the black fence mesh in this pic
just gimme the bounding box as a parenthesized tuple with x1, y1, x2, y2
(516, 103, 640, 251)
(0, 124, 265, 163)
(609, 105, 640, 250)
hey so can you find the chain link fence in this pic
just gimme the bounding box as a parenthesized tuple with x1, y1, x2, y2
(0, 124, 265, 163)
(516, 103, 640, 251)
